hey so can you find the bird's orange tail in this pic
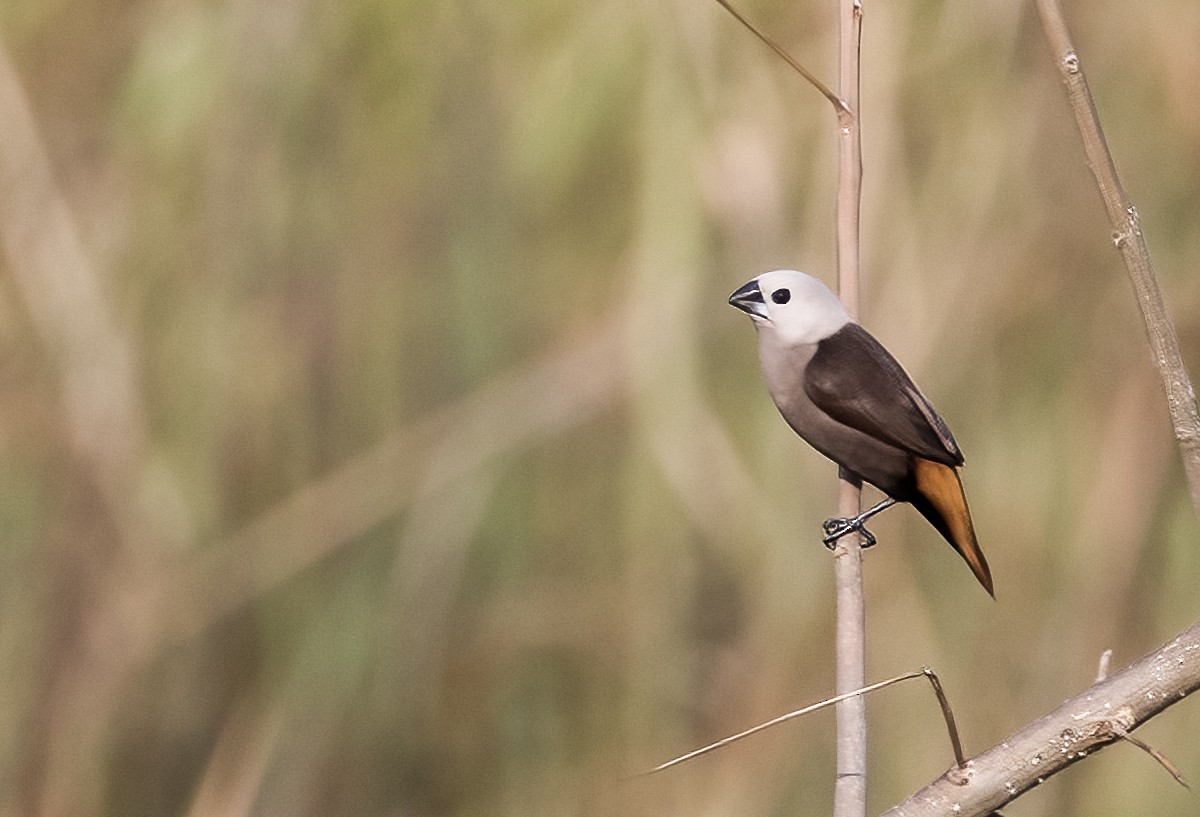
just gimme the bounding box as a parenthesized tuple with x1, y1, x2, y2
(912, 458, 993, 597)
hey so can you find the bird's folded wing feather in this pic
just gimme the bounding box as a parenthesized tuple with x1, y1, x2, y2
(803, 323, 963, 466)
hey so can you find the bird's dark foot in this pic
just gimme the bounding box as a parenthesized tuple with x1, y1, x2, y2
(822, 517, 877, 550)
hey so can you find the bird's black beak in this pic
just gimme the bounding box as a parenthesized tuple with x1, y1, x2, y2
(728, 279, 767, 319)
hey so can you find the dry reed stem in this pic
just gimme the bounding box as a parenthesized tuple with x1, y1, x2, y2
(833, 1, 867, 815)
(646, 666, 966, 776)
(880, 4, 1200, 812)
(1036, 0, 1200, 518)
(711, 2, 869, 810)
(647, 670, 925, 775)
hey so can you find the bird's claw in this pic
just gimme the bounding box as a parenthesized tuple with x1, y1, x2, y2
(822, 517, 877, 550)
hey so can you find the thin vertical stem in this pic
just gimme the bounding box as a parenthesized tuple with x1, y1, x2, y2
(711, 1, 870, 809)
(832, 1, 866, 816)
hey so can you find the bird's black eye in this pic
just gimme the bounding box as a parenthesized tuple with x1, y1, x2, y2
(771, 288, 791, 304)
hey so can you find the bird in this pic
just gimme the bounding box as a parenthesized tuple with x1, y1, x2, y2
(728, 269, 993, 596)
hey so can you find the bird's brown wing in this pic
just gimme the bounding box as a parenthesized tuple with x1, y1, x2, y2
(804, 323, 963, 467)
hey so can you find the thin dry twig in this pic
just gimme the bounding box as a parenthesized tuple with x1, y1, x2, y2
(922, 667, 965, 767)
(878, 4, 1200, 811)
(644, 666, 966, 776)
(882, 620, 1200, 816)
(1111, 726, 1190, 791)
(712, 0, 847, 113)
(645, 672, 919, 775)
(1035, 0, 1200, 519)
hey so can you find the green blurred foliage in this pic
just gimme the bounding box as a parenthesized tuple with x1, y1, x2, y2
(0, 0, 1199, 815)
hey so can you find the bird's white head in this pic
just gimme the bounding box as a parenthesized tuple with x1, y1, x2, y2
(728, 270, 852, 345)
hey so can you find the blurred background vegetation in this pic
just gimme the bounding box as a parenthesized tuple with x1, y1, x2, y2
(1, 0, 1199, 815)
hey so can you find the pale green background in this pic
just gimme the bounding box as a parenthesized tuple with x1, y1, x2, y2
(0, 1, 1198, 815)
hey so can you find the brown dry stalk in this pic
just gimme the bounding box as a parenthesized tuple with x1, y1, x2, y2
(645, 668, 965, 777)
(882, 622, 1200, 816)
(882, 3, 1200, 812)
(711, 2, 869, 812)
(832, 1, 867, 815)
(1036, 0, 1200, 518)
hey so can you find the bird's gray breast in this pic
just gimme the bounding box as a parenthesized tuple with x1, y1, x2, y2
(755, 330, 913, 496)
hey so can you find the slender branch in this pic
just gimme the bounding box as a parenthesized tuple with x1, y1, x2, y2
(881, 619, 1200, 816)
(645, 671, 923, 775)
(712, 0, 848, 114)
(922, 668, 965, 767)
(1111, 727, 1190, 791)
(833, 1, 866, 816)
(1035, 0, 1200, 519)
(1096, 653, 1187, 788)
(879, 6, 1200, 813)
(712, 1, 869, 808)
(644, 667, 965, 776)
